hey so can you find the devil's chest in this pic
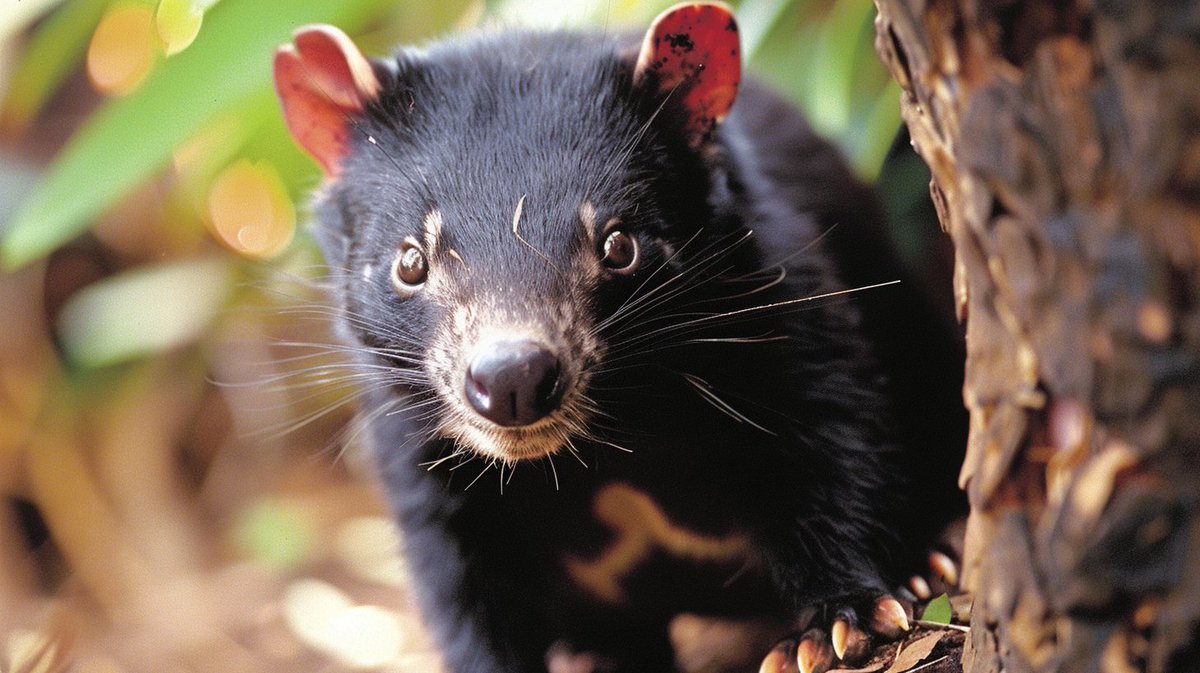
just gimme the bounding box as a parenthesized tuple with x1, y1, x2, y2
(468, 469, 784, 619)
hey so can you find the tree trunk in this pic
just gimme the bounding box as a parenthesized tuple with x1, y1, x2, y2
(872, 2, 1200, 672)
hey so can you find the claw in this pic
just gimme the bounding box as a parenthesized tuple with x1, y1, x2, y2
(546, 644, 604, 673)
(909, 574, 932, 600)
(929, 551, 959, 586)
(830, 619, 849, 660)
(796, 629, 833, 673)
(760, 639, 798, 673)
(832, 620, 871, 663)
(871, 596, 910, 639)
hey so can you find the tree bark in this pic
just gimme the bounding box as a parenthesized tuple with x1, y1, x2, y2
(873, 2, 1200, 672)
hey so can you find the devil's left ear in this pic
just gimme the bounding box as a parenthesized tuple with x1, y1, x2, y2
(633, 2, 741, 148)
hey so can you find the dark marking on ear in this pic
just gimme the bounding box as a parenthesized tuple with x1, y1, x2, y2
(634, 3, 741, 148)
(664, 33, 695, 51)
(274, 25, 382, 178)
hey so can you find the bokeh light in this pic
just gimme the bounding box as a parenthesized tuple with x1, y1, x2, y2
(87, 4, 159, 96)
(206, 159, 296, 259)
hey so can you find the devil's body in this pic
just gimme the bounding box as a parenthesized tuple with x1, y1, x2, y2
(304, 27, 965, 673)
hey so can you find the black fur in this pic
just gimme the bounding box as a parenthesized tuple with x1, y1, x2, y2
(309, 28, 966, 673)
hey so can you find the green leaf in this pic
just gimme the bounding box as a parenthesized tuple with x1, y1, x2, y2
(1, 0, 386, 270)
(851, 80, 903, 180)
(57, 257, 235, 368)
(733, 0, 798, 63)
(921, 593, 953, 625)
(806, 0, 876, 144)
(0, 0, 110, 131)
(156, 0, 208, 56)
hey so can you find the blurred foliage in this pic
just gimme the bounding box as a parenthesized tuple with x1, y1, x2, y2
(1, 0, 902, 274)
(0, 1, 928, 671)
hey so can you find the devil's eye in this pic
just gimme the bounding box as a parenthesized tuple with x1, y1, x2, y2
(391, 238, 428, 293)
(601, 230, 639, 274)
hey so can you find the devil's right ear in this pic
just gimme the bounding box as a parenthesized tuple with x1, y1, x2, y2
(274, 25, 382, 179)
(632, 3, 741, 149)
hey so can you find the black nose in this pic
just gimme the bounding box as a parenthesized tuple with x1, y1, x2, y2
(464, 340, 563, 427)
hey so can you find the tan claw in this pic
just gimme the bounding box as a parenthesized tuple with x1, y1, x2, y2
(871, 596, 910, 639)
(760, 639, 798, 673)
(929, 551, 959, 586)
(831, 619, 849, 660)
(909, 574, 932, 600)
(546, 646, 601, 673)
(797, 629, 833, 673)
(832, 619, 871, 663)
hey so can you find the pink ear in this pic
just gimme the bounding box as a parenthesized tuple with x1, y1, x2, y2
(634, 3, 741, 148)
(274, 25, 381, 178)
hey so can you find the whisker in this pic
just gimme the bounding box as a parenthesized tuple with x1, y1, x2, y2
(465, 461, 495, 491)
(563, 437, 589, 467)
(683, 333, 787, 344)
(587, 80, 680, 198)
(735, 222, 840, 280)
(708, 265, 787, 301)
(680, 373, 778, 437)
(601, 281, 901, 361)
(599, 227, 707, 328)
(596, 229, 752, 336)
(329, 395, 412, 462)
(448, 453, 479, 471)
(548, 454, 560, 490)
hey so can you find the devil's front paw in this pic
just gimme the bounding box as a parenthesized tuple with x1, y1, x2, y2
(758, 594, 913, 673)
(759, 551, 963, 673)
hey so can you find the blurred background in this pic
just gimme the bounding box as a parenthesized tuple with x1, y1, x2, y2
(0, 0, 937, 671)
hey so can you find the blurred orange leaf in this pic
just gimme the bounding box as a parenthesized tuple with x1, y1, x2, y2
(87, 4, 160, 96)
(206, 159, 296, 259)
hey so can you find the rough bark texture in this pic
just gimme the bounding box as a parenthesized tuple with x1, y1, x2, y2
(873, 1, 1200, 672)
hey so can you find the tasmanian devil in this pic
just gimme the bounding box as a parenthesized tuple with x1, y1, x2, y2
(273, 3, 967, 672)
